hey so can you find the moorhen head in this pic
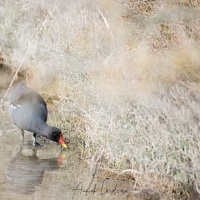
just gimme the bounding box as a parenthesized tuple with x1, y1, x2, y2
(48, 127, 66, 147)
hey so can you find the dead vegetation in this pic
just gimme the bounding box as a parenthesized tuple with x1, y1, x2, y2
(0, 0, 200, 199)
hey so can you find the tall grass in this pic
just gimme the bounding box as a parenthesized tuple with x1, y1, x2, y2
(1, 0, 200, 198)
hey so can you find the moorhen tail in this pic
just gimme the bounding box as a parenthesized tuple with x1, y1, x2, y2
(9, 82, 67, 148)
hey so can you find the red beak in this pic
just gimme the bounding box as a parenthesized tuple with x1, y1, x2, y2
(59, 134, 67, 148)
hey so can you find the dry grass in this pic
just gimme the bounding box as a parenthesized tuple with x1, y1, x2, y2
(1, 0, 200, 199)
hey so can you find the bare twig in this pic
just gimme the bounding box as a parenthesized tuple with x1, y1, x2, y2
(0, 7, 57, 109)
(94, 3, 114, 40)
(1, 45, 32, 109)
(86, 149, 104, 191)
(196, 182, 200, 194)
(117, 169, 142, 177)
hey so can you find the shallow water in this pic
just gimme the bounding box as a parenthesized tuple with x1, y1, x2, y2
(0, 101, 138, 200)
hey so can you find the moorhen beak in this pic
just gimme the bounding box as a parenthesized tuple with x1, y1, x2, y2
(9, 82, 68, 148)
(59, 134, 67, 148)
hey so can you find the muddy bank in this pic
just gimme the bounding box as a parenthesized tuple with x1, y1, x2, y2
(0, 100, 139, 200)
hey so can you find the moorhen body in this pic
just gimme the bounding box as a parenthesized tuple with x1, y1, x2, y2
(9, 82, 67, 148)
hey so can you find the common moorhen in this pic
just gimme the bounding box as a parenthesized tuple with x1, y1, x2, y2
(9, 82, 67, 148)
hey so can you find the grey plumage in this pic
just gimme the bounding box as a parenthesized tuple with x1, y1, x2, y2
(9, 82, 67, 148)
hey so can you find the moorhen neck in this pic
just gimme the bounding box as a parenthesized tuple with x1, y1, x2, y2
(9, 82, 67, 148)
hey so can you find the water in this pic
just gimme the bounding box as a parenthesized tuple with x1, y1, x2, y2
(0, 102, 137, 200)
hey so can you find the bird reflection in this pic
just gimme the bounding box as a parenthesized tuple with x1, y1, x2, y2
(5, 146, 66, 195)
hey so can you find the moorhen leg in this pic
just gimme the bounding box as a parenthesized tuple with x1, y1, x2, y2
(21, 129, 24, 144)
(32, 133, 42, 147)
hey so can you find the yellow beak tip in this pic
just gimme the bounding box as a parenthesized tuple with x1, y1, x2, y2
(62, 144, 68, 149)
